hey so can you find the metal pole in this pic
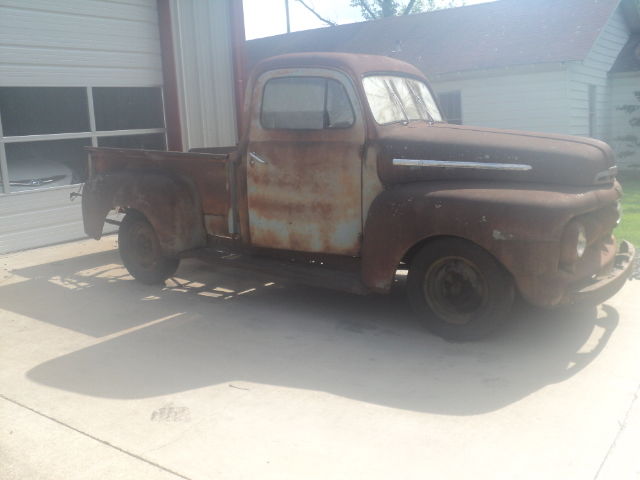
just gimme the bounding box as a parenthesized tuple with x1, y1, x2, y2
(285, 0, 291, 32)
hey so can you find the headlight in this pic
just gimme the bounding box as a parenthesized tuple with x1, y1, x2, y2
(576, 224, 587, 258)
(560, 220, 588, 265)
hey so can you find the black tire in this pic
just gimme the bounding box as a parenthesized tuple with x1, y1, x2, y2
(407, 238, 514, 341)
(118, 212, 180, 285)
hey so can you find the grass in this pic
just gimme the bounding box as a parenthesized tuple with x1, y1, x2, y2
(616, 178, 640, 248)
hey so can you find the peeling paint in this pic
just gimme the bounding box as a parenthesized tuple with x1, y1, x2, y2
(492, 229, 515, 241)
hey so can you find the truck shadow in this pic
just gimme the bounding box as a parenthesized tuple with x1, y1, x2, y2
(2, 246, 620, 415)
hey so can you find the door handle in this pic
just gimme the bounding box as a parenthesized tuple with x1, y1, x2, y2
(249, 151, 267, 166)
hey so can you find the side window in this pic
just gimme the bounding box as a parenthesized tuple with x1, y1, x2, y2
(326, 79, 355, 128)
(261, 76, 355, 130)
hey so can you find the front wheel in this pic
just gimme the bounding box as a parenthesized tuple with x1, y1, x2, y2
(118, 212, 180, 285)
(407, 238, 514, 341)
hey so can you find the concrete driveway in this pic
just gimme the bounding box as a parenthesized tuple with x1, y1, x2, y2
(1, 237, 639, 479)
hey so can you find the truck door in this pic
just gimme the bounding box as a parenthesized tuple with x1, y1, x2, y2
(246, 68, 365, 255)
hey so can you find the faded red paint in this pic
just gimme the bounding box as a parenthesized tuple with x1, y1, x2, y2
(360, 180, 623, 306)
(82, 52, 634, 310)
(245, 67, 366, 255)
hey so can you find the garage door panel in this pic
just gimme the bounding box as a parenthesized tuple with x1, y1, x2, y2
(1, 186, 83, 214)
(0, 0, 163, 252)
(0, 30, 161, 56)
(0, 8, 160, 41)
(0, 204, 83, 236)
(0, 186, 119, 254)
(0, 220, 87, 254)
(0, 1, 158, 25)
(0, 46, 162, 71)
(0, 2, 162, 86)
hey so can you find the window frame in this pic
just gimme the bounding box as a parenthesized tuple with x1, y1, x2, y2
(259, 75, 356, 131)
(0, 86, 166, 194)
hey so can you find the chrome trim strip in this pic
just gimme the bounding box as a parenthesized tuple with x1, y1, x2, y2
(392, 158, 532, 171)
(594, 166, 617, 184)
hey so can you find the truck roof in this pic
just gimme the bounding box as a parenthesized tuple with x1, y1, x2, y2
(251, 52, 427, 81)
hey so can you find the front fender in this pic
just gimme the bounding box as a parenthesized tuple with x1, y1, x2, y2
(82, 172, 206, 255)
(361, 181, 615, 293)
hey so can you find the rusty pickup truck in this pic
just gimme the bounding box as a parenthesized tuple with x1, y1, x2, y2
(82, 53, 635, 341)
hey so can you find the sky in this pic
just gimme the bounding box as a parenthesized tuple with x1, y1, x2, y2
(244, 0, 497, 40)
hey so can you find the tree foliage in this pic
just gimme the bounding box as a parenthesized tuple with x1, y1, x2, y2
(350, 0, 464, 20)
(614, 91, 640, 168)
(295, 0, 466, 26)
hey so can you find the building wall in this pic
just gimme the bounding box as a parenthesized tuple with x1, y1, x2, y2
(0, 0, 240, 254)
(170, 0, 238, 150)
(431, 69, 570, 134)
(610, 73, 640, 170)
(567, 8, 630, 139)
(0, 0, 164, 254)
(430, 7, 632, 143)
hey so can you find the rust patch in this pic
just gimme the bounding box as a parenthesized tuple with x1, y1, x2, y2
(360, 180, 621, 306)
(245, 67, 366, 255)
(204, 214, 228, 237)
(82, 148, 226, 255)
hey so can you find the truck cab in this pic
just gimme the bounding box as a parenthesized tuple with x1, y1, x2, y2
(82, 53, 635, 341)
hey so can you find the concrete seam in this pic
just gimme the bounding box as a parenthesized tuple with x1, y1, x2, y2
(0, 393, 192, 480)
(592, 381, 640, 480)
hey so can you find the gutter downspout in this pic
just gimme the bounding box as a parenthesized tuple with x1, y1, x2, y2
(230, 0, 247, 142)
(157, 0, 183, 151)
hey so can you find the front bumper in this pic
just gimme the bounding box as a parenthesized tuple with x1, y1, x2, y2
(560, 240, 635, 306)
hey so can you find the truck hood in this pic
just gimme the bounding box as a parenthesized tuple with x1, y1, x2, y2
(376, 123, 617, 187)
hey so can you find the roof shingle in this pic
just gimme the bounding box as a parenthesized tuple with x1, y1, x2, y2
(247, 0, 622, 77)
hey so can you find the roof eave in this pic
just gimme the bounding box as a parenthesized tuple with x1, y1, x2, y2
(429, 62, 569, 82)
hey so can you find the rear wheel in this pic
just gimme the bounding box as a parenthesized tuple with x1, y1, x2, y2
(407, 238, 514, 341)
(118, 212, 179, 285)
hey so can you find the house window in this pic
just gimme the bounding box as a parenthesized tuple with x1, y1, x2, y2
(0, 86, 166, 194)
(438, 91, 462, 125)
(588, 85, 597, 137)
(261, 77, 355, 130)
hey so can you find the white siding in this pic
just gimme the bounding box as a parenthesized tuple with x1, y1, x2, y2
(0, 185, 118, 254)
(431, 69, 570, 134)
(567, 8, 630, 139)
(0, 0, 163, 87)
(171, 0, 238, 149)
(610, 73, 640, 170)
(0, 0, 161, 254)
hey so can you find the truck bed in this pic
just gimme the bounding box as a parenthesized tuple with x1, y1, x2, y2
(87, 146, 237, 218)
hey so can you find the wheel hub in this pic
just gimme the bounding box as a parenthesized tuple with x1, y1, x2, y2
(129, 223, 158, 269)
(423, 256, 489, 324)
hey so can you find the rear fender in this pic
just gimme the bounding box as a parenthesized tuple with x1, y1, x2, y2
(82, 172, 206, 255)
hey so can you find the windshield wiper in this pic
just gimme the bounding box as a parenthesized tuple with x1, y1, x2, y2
(383, 79, 409, 125)
(406, 81, 434, 124)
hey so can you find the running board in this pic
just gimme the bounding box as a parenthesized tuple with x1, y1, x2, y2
(189, 249, 371, 295)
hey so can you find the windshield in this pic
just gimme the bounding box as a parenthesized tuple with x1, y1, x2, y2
(363, 75, 443, 125)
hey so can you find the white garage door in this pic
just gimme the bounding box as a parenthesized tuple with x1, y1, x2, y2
(0, 0, 166, 254)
